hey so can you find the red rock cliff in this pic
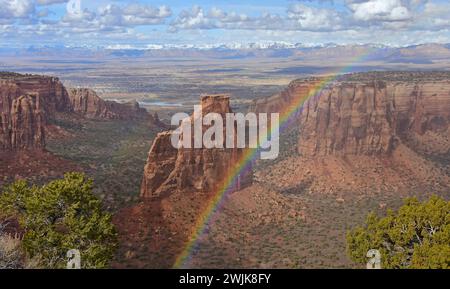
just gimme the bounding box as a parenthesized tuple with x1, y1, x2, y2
(115, 95, 253, 268)
(140, 94, 253, 199)
(252, 72, 450, 156)
(68, 88, 148, 120)
(1, 73, 156, 151)
(0, 73, 71, 150)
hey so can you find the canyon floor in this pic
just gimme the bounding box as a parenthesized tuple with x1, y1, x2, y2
(185, 152, 449, 268)
(113, 124, 450, 268)
(45, 114, 160, 210)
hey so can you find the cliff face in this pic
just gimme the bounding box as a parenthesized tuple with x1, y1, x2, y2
(0, 74, 71, 150)
(9, 95, 46, 150)
(68, 88, 148, 120)
(140, 131, 178, 198)
(140, 95, 252, 199)
(253, 75, 450, 156)
(0, 73, 156, 151)
(115, 95, 253, 268)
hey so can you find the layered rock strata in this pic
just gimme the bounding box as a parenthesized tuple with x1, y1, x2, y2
(252, 74, 450, 156)
(140, 94, 253, 198)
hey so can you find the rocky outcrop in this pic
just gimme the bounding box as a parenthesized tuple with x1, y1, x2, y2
(8, 95, 46, 149)
(252, 72, 450, 156)
(0, 73, 159, 151)
(140, 94, 253, 199)
(115, 94, 253, 268)
(68, 88, 148, 120)
(140, 131, 178, 198)
(0, 73, 71, 150)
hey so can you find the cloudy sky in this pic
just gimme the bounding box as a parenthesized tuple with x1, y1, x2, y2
(1, 0, 449, 47)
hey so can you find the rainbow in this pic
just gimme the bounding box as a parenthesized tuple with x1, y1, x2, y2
(173, 50, 377, 268)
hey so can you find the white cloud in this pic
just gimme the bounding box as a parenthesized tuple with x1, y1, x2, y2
(0, 0, 35, 19)
(61, 7, 95, 23)
(418, 1, 450, 30)
(99, 4, 172, 26)
(287, 4, 342, 31)
(349, 0, 411, 22)
(208, 7, 250, 23)
(1, 0, 450, 47)
(170, 6, 223, 30)
(170, 5, 339, 32)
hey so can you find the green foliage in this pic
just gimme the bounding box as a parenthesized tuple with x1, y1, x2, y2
(347, 196, 450, 269)
(0, 173, 118, 269)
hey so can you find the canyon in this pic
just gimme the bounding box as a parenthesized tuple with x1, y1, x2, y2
(0, 72, 160, 186)
(115, 71, 450, 268)
(1, 70, 449, 268)
(0, 72, 156, 151)
(250, 72, 450, 200)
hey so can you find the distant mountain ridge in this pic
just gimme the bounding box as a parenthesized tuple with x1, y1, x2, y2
(1, 43, 450, 62)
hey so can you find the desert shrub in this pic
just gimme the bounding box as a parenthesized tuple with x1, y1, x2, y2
(0, 222, 24, 269)
(347, 196, 450, 269)
(0, 173, 118, 269)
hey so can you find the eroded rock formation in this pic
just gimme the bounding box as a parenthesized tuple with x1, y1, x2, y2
(140, 131, 178, 198)
(252, 72, 450, 156)
(0, 73, 71, 150)
(140, 94, 253, 199)
(68, 88, 148, 120)
(0, 73, 156, 151)
(115, 94, 253, 268)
